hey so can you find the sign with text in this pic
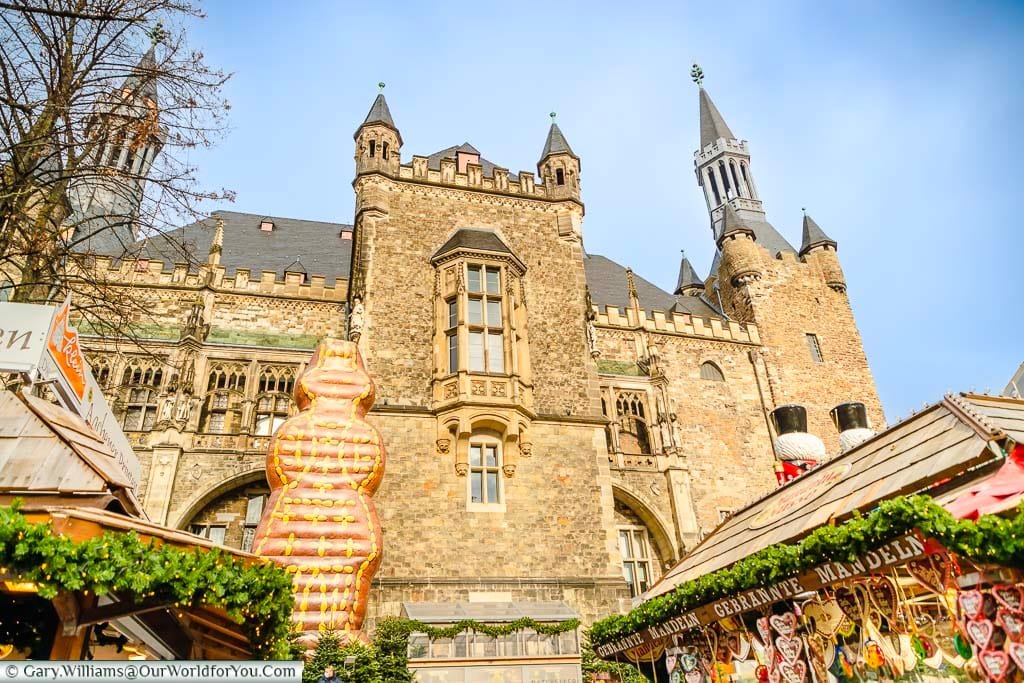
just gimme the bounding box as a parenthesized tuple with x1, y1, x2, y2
(595, 534, 927, 659)
(45, 296, 87, 406)
(0, 302, 58, 374)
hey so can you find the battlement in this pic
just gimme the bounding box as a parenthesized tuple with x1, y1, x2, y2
(694, 138, 749, 165)
(394, 156, 557, 200)
(86, 255, 346, 301)
(593, 305, 760, 345)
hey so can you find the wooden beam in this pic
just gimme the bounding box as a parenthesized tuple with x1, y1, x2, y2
(78, 598, 170, 627)
(51, 591, 80, 636)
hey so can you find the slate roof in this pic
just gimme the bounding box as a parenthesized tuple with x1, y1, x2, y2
(539, 123, 577, 161)
(699, 87, 736, 149)
(674, 253, 704, 294)
(124, 44, 159, 104)
(356, 93, 401, 143)
(75, 210, 352, 285)
(432, 228, 513, 261)
(584, 254, 722, 318)
(799, 212, 837, 255)
(426, 144, 518, 181)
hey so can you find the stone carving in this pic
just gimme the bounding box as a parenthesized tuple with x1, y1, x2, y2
(436, 438, 451, 455)
(454, 461, 468, 476)
(471, 380, 486, 396)
(348, 298, 364, 342)
(443, 382, 457, 399)
(252, 339, 385, 647)
(586, 319, 600, 359)
(492, 382, 507, 397)
(502, 462, 517, 477)
(519, 441, 533, 458)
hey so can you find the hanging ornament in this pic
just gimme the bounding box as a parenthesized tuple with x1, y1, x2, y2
(977, 650, 1011, 682)
(959, 590, 985, 620)
(993, 584, 1024, 612)
(1008, 642, 1024, 672)
(803, 598, 846, 638)
(965, 619, 995, 650)
(769, 612, 797, 639)
(906, 553, 950, 595)
(954, 632, 974, 659)
(997, 609, 1023, 641)
(863, 640, 885, 669)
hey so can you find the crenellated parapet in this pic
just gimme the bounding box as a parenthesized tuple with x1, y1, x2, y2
(397, 157, 563, 201)
(593, 305, 760, 345)
(82, 255, 346, 301)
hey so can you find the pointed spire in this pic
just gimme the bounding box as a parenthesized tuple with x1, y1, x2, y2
(695, 66, 736, 149)
(539, 113, 578, 162)
(207, 215, 224, 266)
(799, 210, 837, 255)
(122, 42, 159, 104)
(625, 267, 640, 312)
(719, 202, 753, 239)
(674, 251, 705, 295)
(355, 83, 401, 143)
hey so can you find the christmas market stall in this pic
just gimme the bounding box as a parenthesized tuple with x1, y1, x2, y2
(0, 390, 296, 661)
(589, 393, 1024, 683)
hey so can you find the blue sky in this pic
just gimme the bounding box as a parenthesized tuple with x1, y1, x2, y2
(187, 0, 1023, 423)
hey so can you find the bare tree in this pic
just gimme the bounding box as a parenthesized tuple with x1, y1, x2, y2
(0, 0, 231, 342)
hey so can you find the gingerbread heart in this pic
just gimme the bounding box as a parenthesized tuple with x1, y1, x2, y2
(777, 660, 807, 683)
(993, 584, 1024, 612)
(770, 612, 798, 638)
(978, 649, 1010, 682)
(1008, 642, 1024, 672)
(775, 636, 803, 664)
(959, 590, 985, 620)
(727, 633, 751, 661)
(684, 669, 703, 683)
(906, 554, 946, 594)
(803, 599, 846, 638)
(868, 578, 899, 624)
(834, 586, 863, 621)
(966, 619, 994, 650)
(757, 617, 772, 645)
(767, 665, 781, 683)
(681, 653, 699, 672)
(998, 609, 1024, 642)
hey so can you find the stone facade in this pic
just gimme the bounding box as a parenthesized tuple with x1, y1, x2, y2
(71, 82, 884, 634)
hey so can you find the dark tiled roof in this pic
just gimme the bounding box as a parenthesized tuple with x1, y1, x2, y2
(674, 253, 704, 294)
(432, 228, 513, 260)
(584, 254, 722, 318)
(699, 87, 736, 149)
(76, 210, 352, 285)
(426, 144, 519, 181)
(799, 213, 837, 255)
(539, 123, 577, 161)
(356, 93, 401, 143)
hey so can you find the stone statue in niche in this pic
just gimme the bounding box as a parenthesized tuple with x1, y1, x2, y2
(348, 298, 364, 342)
(586, 319, 600, 359)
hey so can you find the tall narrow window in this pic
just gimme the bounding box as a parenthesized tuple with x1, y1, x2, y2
(729, 161, 742, 197)
(618, 527, 654, 597)
(446, 299, 458, 373)
(806, 333, 824, 363)
(466, 265, 504, 373)
(382, 141, 389, 160)
(241, 494, 267, 552)
(368, 139, 376, 157)
(708, 171, 721, 205)
(616, 392, 651, 455)
(121, 362, 162, 432)
(718, 160, 732, 198)
(469, 439, 502, 505)
(555, 168, 565, 185)
(254, 395, 289, 435)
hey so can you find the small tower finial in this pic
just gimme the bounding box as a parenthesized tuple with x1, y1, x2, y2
(550, 111, 557, 121)
(802, 207, 807, 215)
(690, 64, 704, 87)
(148, 21, 165, 46)
(378, 81, 385, 92)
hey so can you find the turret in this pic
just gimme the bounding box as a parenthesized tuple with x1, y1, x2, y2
(673, 252, 705, 296)
(799, 211, 845, 292)
(716, 203, 762, 286)
(537, 113, 580, 202)
(354, 83, 401, 176)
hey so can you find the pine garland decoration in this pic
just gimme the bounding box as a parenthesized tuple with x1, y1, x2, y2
(0, 502, 297, 658)
(589, 495, 1024, 648)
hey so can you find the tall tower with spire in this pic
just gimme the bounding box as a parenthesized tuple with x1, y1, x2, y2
(69, 42, 165, 243)
(690, 65, 884, 450)
(537, 113, 580, 202)
(354, 83, 402, 177)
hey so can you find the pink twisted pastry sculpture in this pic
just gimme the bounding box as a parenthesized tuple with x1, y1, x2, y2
(252, 339, 385, 645)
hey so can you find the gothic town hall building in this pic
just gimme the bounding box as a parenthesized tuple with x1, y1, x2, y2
(70, 79, 883, 627)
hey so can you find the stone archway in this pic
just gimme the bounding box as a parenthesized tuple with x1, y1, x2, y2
(170, 468, 267, 530)
(611, 484, 679, 567)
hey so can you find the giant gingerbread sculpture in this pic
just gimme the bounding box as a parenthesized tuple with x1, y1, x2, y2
(252, 339, 385, 646)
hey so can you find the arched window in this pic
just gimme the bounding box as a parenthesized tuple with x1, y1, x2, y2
(718, 160, 732, 198)
(382, 141, 389, 160)
(203, 364, 246, 434)
(368, 139, 376, 157)
(708, 171, 721, 205)
(468, 432, 503, 507)
(120, 361, 163, 431)
(254, 367, 295, 436)
(729, 160, 742, 197)
(700, 361, 725, 382)
(616, 391, 651, 455)
(555, 168, 565, 186)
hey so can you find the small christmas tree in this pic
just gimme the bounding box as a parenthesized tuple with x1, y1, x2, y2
(303, 631, 381, 683)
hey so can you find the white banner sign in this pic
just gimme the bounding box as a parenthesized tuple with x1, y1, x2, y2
(0, 302, 57, 374)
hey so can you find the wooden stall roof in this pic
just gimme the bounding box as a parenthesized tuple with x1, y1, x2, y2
(22, 506, 265, 659)
(0, 391, 141, 515)
(643, 393, 1023, 600)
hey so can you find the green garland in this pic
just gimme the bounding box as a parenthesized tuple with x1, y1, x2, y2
(301, 616, 582, 682)
(0, 502, 298, 659)
(590, 494, 1024, 647)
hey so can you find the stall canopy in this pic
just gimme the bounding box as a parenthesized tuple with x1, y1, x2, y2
(643, 393, 1024, 601)
(0, 391, 141, 516)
